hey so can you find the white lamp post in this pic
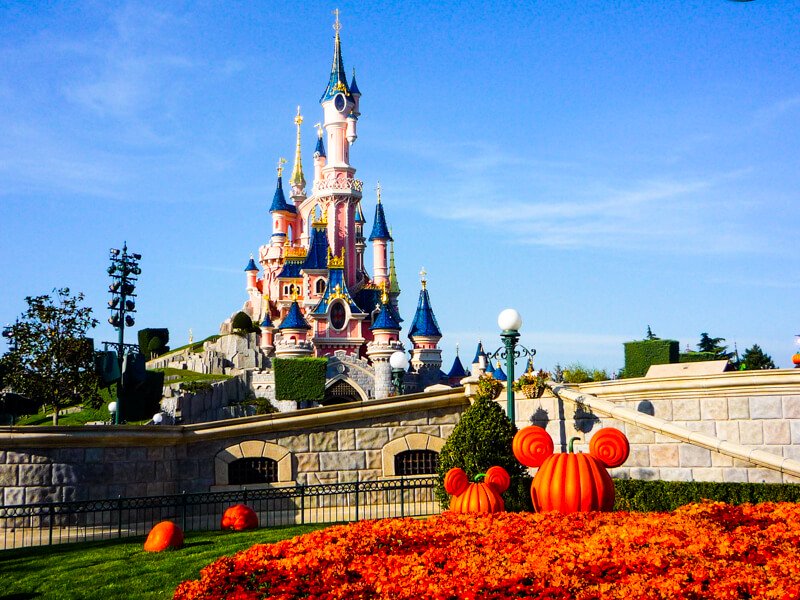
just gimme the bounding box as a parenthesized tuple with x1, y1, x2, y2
(152, 412, 163, 425)
(107, 401, 117, 424)
(487, 308, 535, 424)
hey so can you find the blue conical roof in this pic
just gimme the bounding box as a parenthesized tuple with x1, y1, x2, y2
(278, 300, 310, 330)
(368, 201, 392, 241)
(314, 133, 326, 158)
(302, 225, 329, 270)
(371, 301, 401, 331)
(492, 363, 507, 381)
(447, 355, 467, 379)
(320, 31, 351, 102)
(355, 202, 366, 224)
(472, 341, 487, 365)
(408, 288, 442, 339)
(350, 69, 361, 96)
(260, 313, 273, 328)
(270, 176, 296, 213)
(244, 257, 258, 272)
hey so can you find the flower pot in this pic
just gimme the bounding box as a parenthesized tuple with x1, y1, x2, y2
(522, 384, 544, 399)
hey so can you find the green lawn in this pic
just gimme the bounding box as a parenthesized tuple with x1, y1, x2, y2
(151, 367, 231, 384)
(0, 524, 327, 599)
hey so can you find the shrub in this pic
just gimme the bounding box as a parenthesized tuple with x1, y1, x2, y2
(623, 339, 679, 378)
(436, 374, 529, 512)
(561, 363, 609, 384)
(231, 311, 257, 334)
(138, 328, 170, 358)
(274, 357, 327, 403)
(613, 478, 800, 511)
(679, 351, 719, 363)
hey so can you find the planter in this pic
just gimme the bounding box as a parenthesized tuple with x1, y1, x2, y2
(521, 384, 544, 399)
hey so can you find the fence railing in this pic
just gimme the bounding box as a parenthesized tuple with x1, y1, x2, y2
(0, 477, 440, 551)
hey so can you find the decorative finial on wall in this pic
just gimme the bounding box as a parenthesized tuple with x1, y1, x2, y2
(419, 266, 427, 290)
(277, 157, 287, 177)
(333, 8, 341, 33)
(376, 181, 382, 204)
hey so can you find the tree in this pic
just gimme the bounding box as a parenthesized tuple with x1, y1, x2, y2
(645, 325, 658, 340)
(2, 288, 99, 425)
(740, 344, 776, 370)
(436, 374, 529, 511)
(697, 333, 732, 360)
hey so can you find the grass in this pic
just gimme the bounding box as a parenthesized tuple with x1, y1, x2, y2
(152, 367, 232, 385)
(0, 523, 327, 599)
(158, 335, 221, 357)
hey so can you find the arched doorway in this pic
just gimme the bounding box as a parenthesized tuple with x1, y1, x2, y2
(323, 379, 362, 405)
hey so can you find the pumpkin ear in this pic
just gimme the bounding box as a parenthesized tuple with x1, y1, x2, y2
(444, 467, 469, 496)
(513, 426, 554, 468)
(589, 428, 630, 468)
(484, 466, 510, 494)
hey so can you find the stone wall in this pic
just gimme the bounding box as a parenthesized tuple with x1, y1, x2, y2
(493, 370, 800, 485)
(0, 390, 467, 505)
(160, 377, 254, 424)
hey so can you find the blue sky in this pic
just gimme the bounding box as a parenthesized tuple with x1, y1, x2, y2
(1, 1, 799, 373)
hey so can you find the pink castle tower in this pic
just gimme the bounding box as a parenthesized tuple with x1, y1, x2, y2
(408, 268, 444, 389)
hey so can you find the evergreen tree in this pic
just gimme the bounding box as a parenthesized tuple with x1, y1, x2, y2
(741, 344, 776, 370)
(435, 375, 529, 511)
(645, 325, 658, 340)
(697, 332, 732, 359)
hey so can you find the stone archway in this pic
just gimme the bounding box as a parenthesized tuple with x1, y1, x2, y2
(323, 376, 366, 405)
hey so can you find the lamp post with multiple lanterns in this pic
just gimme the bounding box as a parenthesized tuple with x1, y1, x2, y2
(107, 243, 141, 424)
(486, 309, 536, 425)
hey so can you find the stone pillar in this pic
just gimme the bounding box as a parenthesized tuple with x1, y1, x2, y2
(366, 341, 404, 399)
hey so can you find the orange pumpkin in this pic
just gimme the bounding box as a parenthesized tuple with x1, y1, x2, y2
(221, 504, 259, 531)
(143, 520, 184, 552)
(513, 426, 630, 514)
(793, 352, 800, 366)
(512, 425, 554, 468)
(444, 467, 508, 514)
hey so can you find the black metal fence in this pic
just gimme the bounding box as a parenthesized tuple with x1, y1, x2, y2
(0, 477, 440, 551)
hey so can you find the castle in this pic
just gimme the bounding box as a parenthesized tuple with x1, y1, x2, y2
(207, 14, 459, 404)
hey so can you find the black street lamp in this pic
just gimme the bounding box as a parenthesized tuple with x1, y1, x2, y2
(107, 243, 141, 424)
(486, 308, 536, 425)
(1, 322, 16, 351)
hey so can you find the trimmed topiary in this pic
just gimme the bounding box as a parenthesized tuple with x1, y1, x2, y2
(436, 374, 529, 512)
(231, 311, 257, 334)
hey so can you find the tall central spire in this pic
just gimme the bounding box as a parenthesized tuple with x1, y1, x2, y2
(290, 106, 305, 189)
(321, 9, 351, 102)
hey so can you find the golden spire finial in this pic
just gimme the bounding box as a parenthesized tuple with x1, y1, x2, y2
(380, 281, 389, 305)
(290, 107, 305, 188)
(333, 8, 341, 33)
(456, 342, 460, 356)
(375, 180, 382, 204)
(314, 122, 323, 138)
(419, 266, 427, 290)
(291, 286, 299, 302)
(276, 157, 287, 178)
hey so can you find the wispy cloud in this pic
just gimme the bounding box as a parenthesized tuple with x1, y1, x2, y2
(753, 95, 800, 129)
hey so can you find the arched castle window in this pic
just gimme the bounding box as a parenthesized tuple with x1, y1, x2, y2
(214, 441, 292, 488)
(381, 433, 445, 478)
(315, 278, 327, 295)
(394, 450, 439, 476)
(229, 457, 278, 485)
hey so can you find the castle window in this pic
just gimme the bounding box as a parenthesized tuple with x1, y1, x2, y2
(330, 300, 346, 330)
(229, 457, 278, 485)
(394, 450, 439, 476)
(316, 278, 327, 295)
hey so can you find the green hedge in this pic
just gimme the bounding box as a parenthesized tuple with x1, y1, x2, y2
(613, 479, 800, 512)
(137, 328, 170, 358)
(679, 351, 718, 363)
(274, 357, 327, 403)
(623, 339, 678, 378)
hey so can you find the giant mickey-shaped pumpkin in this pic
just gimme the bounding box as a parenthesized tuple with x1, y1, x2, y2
(444, 466, 510, 513)
(513, 426, 629, 513)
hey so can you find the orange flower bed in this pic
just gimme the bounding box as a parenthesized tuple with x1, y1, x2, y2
(175, 502, 800, 599)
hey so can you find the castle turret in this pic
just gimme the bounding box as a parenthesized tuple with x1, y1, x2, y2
(244, 255, 259, 291)
(446, 344, 468, 386)
(367, 285, 404, 399)
(471, 340, 489, 376)
(313, 123, 326, 183)
(408, 268, 443, 389)
(346, 69, 360, 144)
(274, 296, 313, 358)
(259, 309, 275, 354)
(368, 182, 392, 286)
(270, 159, 297, 247)
(354, 201, 367, 281)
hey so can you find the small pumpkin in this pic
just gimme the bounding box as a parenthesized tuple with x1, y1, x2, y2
(445, 466, 508, 514)
(793, 352, 800, 367)
(143, 520, 184, 552)
(513, 426, 630, 514)
(221, 504, 259, 531)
